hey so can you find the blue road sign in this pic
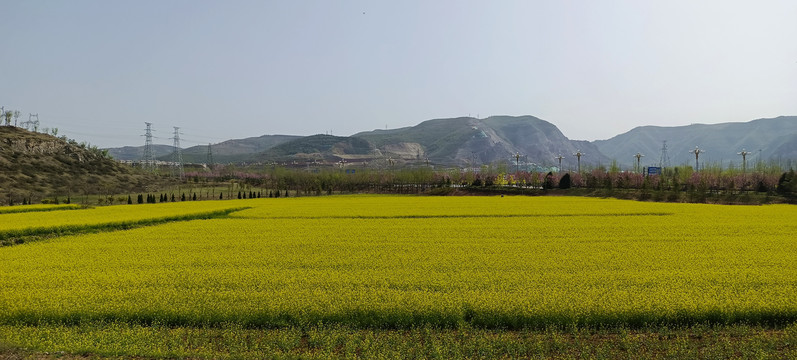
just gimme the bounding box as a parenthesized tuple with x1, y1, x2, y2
(647, 166, 662, 176)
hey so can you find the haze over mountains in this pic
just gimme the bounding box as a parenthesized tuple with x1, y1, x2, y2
(594, 116, 797, 168)
(106, 116, 797, 169)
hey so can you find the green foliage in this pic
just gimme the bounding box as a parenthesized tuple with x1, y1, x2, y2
(559, 173, 571, 189)
(777, 170, 796, 196)
(543, 172, 555, 189)
(1, 323, 795, 359)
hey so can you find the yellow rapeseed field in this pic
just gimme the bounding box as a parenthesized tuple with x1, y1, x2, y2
(0, 203, 81, 214)
(1, 195, 795, 330)
(0, 200, 245, 232)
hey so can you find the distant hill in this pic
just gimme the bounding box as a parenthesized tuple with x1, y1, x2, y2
(256, 134, 375, 163)
(250, 116, 607, 168)
(0, 126, 156, 204)
(166, 134, 300, 164)
(101, 115, 795, 169)
(593, 116, 797, 168)
(107, 144, 172, 161)
(106, 135, 300, 163)
(354, 115, 608, 167)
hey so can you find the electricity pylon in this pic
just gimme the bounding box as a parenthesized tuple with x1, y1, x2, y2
(171, 127, 184, 179)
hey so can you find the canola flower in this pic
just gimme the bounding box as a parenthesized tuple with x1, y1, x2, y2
(0, 196, 795, 330)
(0, 200, 247, 234)
(0, 203, 81, 214)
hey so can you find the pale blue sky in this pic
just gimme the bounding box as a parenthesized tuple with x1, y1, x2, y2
(2, 1, 796, 148)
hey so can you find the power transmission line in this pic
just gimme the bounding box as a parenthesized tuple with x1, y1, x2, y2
(206, 143, 214, 168)
(659, 141, 671, 169)
(171, 127, 184, 179)
(21, 113, 39, 131)
(142, 122, 155, 172)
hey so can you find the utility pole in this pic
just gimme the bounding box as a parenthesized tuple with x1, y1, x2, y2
(555, 154, 564, 173)
(689, 146, 704, 172)
(206, 143, 215, 168)
(142, 122, 155, 172)
(573, 150, 585, 173)
(634, 153, 645, 173)
(737, 148, 751, 174)
(171, 127, 184, 179)
(13, 111, 20, 127)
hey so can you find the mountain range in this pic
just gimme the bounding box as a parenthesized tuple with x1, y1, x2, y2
(105, 115, 797, 169)
(594, 116, 797, 168)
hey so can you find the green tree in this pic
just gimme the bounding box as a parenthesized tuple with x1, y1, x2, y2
(559, 173, 571, 189)
(543, 172, 555, 190)
(777, 170, 796, 196)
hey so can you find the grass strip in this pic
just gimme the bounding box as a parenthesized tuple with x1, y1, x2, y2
(0, 207, 249, 247)
(0, 323, 794, 359)
(5, 308, 797, 331)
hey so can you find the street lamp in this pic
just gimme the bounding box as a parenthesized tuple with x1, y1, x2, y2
(689, 146, 704, 171)
(737, 148, 751, 173)
(555, 154, 564, 173)
(573, 150, 585, 173)
(634, 153, 645, 173)
(515, 152, 521, 174)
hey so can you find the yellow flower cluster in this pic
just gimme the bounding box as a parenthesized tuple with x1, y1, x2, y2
(1, 196, 795, 328)
(0, 200, 245, 232)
